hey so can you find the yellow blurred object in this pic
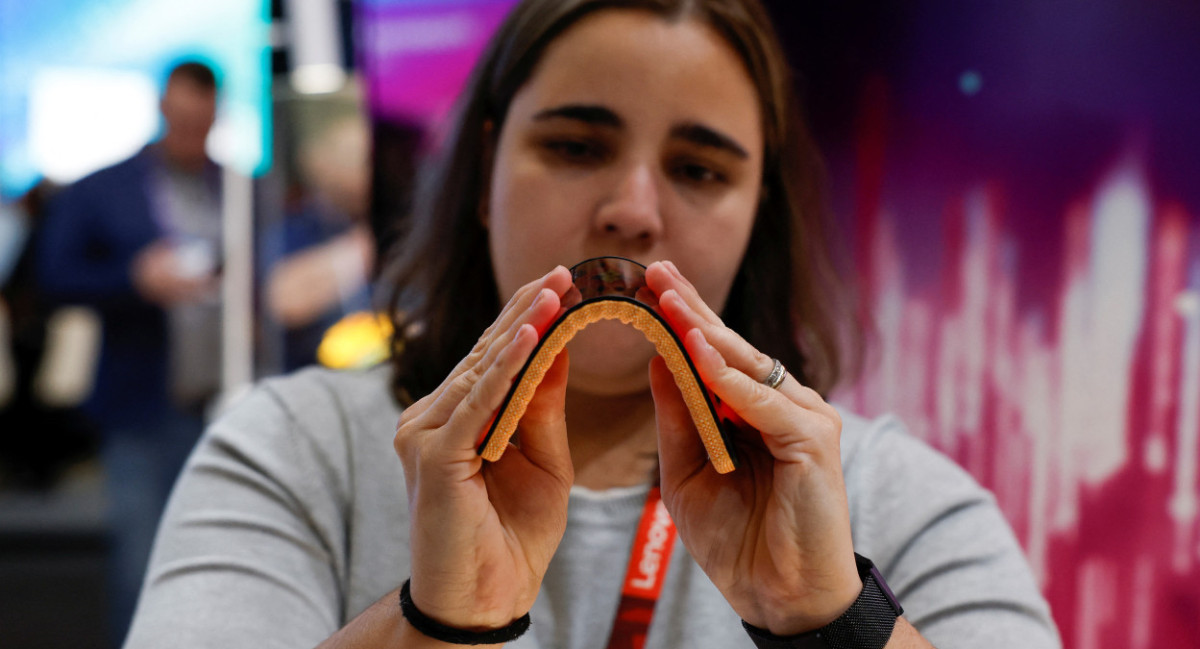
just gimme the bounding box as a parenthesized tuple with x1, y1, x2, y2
(316, 311, 394, 369)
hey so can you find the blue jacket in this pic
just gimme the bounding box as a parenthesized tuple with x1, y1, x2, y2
(36, 146, 219, 429)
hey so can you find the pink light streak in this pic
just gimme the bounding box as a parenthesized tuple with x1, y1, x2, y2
(838, 158, 1200, 647)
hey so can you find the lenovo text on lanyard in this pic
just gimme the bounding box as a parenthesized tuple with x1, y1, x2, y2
(606, 487, 677, 649)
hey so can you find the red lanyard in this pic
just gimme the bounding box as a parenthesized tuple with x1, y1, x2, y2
(606, 487, 677, 649)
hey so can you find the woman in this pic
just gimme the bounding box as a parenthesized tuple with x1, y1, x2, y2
(124, 1, 1060, 648)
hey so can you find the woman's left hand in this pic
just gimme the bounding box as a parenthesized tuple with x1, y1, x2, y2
(644, 261, 862, 636)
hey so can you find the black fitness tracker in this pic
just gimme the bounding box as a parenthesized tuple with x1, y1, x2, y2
(742, 554, 903, 649)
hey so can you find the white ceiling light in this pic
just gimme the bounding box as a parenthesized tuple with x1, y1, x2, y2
(286, 0, 345, 94)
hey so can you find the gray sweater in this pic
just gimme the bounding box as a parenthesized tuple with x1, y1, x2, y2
(125, 366, 1060, 648)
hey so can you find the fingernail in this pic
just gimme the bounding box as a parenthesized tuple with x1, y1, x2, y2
(665, 260, 680, 276)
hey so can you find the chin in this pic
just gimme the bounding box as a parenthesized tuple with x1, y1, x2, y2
(564, 321, 656, 395)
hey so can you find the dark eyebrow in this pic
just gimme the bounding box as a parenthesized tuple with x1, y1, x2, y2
(670, 123, 749, 159)
(530, 106, 749, 159)
(531, 104, 623, 128)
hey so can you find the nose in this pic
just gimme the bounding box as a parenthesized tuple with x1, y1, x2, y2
(595, 163, 663, 243)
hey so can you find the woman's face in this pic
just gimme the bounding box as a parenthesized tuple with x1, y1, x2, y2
(487, 9, 764, 394)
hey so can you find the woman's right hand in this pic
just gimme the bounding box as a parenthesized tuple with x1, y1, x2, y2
(393, 265, 576, 631)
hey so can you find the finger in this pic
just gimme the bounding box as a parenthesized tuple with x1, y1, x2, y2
(633, 285, 659, 309)
(438, 323, 544, 454)
(483, 268, 560, 337)
(649, 356, 709, 491)
(657, 288, 836, 419)
(645, 260, 723, 325)
(657, 287, 768, 373)
(495, 266, 573, 336)
(444, 284, 563, 433)
(781, 378, 842, 421)
(400, 266, 571, 458)
(447, 266, 571, 385)
(475, 286, 561, 380)
(646, 261, 775, 392)
(684, 328, 840, 464)
(426, 270, 570, 424)
(396, 388, 438, 430)
(510, 350, 573, 481)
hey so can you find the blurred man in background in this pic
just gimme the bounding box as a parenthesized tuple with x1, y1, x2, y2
(35, 60, 223, 644)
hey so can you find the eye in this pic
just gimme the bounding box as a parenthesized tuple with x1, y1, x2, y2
(543, 138, 608, 164)
(673, 160, 727, 185)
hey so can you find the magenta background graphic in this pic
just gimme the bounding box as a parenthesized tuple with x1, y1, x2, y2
(814, 3, 1200, 647)
(356, 0, 517, 129)
(838, 167, 1200, 649)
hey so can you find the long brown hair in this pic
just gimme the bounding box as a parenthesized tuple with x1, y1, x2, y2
(381, 0, 861, 404)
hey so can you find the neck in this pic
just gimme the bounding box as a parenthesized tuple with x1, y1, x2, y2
(157, 140, 207, 174)
(565, 387, 658, 491)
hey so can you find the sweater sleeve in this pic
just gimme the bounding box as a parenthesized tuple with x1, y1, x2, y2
(840, 413, 1062, 649)
(123, 370, 370, 649)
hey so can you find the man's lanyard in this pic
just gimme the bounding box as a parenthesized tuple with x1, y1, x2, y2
(606, 487, 677, 649)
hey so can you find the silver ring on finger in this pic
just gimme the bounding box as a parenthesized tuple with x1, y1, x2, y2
(762, 358, 787, 390)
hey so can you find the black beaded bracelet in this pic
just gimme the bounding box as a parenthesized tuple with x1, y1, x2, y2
(398, 579, 531, 645)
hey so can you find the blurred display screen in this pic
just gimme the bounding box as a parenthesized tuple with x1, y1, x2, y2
(356, 0, 517, 129)
(0, 0, 271, 200)
(801, 2, 1200, 647)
